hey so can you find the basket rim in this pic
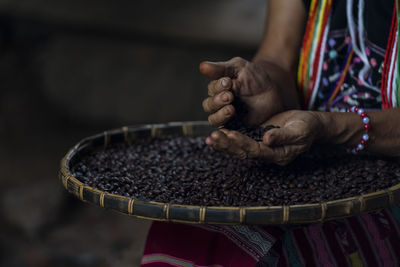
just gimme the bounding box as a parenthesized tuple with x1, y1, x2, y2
(59, 121, 400, 225)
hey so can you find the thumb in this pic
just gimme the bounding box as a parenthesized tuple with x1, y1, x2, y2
(199, 61, 236, 79)
(263, 128, 297, 147)
(199, 61, 231, 79)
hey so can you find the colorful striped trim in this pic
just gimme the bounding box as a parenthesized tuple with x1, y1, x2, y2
(306, 0, 333, 103)
(381, 2, 395, 108)
(395, 0, 400, 106)
(381, 0, 400, 108)
(308, 16, 331, 109)
(298, 0, 333, 109)
(298, 0, 319, 88)
(388, 34, 397, 107)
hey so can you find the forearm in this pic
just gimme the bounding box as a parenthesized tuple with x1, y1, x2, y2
(316, 108, 400, 157)
(253, 0, 307, 73)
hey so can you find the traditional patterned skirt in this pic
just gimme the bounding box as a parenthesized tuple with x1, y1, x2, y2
(141, 205, 400, 267)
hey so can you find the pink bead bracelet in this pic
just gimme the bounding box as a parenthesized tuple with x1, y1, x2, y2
(346, 106, 370, 154)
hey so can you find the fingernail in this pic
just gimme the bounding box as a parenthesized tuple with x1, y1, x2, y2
(205, 137, 212, 145)
(221, 79, 228, 87)
(221, 92, 229, 102)
(211, 131, 219, 139)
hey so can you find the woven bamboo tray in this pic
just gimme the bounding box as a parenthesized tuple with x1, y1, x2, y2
(60, 121, 400, 225)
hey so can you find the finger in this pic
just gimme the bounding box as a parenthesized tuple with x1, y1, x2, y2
(199, 57, 246, 79)
(205, 137, 216, 151)
(221, 129, 270, 160)
(209, 130, 247, 159)
(218, 128, 230, 135)
(214, 129, 282, 162)
(205, 136, 214, 146)
(225, 131, 262, 159)
(266, 146, 290, 166)
(208, 77, 232, 96)
(262, 128, 298, 147)
(199, 61, 234, 79)
(207, 105, 235, 127)
(202, 91, 233, 113)
(208, 130, 231, 151)
(270, 145, 306, 166)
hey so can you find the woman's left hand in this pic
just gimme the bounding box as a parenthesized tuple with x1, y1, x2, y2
(206, 110, 322, 165)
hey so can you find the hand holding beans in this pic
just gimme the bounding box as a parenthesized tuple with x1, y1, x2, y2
(206, 110, 321, 165)
(200, 57, 299, 127)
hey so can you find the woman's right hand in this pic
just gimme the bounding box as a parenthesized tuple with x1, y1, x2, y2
(200, 57, 300, 127)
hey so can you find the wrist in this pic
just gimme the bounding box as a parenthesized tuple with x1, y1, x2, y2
(313, 111, 364, 145)
(252, 56, 296, 75)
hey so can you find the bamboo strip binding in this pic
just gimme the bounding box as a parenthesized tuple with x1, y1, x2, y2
(199, 207, 206, 223)
(128, 199, 135, 215)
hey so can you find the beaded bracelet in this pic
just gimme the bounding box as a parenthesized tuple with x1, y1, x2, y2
(346, 106, 370, 154)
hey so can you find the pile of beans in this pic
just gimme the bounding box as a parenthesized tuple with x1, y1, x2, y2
(72, 135, 400, 206)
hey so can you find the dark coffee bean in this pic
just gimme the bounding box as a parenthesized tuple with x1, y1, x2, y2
(71, 136, 400, 207)
(377, 160, 387, 167)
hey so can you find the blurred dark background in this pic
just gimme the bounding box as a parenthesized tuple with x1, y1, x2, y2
(0, 1, 266, 266)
